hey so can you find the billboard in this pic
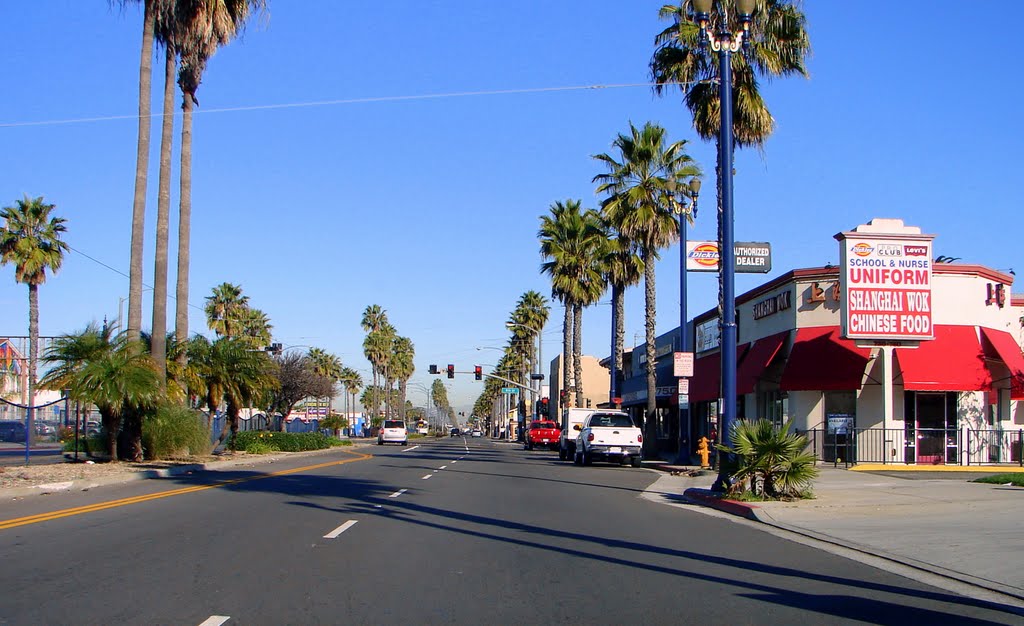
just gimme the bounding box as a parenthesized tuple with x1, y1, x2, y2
(838, 233, 934, 341)
(685, 241, 772, 273)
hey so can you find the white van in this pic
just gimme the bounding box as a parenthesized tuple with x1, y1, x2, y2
(558, 408, 598, 461)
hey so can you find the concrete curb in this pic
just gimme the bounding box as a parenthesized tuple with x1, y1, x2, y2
(681, 487, 766, 521)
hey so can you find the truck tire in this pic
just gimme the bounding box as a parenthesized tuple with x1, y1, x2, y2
(573, 450, 582, 466)
(582, 450, 592, 466)
(559, 446, 567, 461)
(527, 441, 534, 451)
(630, 456, 642, 468)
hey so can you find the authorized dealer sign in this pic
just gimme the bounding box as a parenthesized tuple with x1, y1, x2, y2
(836, 226, 935, 341)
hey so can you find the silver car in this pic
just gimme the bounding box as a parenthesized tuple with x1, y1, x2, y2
(377, 420, 408, 446)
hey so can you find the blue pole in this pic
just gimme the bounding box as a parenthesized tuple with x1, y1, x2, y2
(675, 211, 690, 465)
(713, 45, 738, 491)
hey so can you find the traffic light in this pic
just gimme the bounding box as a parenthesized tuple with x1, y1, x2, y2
(539, 397, 549, 417)
(474, 365, 482, 381)
(447, 364, 455, 379)
(429, 364, 438, 375)
(559, 389, 567, 403)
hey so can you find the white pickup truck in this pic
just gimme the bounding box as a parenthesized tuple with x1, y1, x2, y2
(572, 410, 643, 467)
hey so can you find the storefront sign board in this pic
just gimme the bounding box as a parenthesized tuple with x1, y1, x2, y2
(837, 228, 935, 341)
(685, 241, 772, 273)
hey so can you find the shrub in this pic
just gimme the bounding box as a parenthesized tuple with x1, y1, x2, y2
(717, 418, 818, 499)
(143, 404, 211, 460)
(244, 440, 274, 454)
(231, 431, 333, 453)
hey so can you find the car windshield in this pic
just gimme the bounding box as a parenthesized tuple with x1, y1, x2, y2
(384, 421, 405, 429)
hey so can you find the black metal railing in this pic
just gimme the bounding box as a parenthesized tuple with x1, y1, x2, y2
(800, 427, 1024, 467)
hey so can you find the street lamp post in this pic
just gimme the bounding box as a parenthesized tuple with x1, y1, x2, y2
(692, 0, 755, 491)
(676, 178, 701, 466)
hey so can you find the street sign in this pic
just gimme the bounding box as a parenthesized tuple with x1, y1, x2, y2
(673, 352, 694, 378)
(677, 379, 689, 395)
(501, 387, 520, 394)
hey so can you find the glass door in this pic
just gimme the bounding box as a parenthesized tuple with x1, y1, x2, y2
(915, 393, 947, 465)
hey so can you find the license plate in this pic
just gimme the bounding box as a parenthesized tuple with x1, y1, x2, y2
(541, 439, 549, 443)
(609, 447, 621, 454)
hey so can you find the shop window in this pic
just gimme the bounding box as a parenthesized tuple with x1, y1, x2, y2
(758, 391, 789, 429)
(823, 392, 856, 463)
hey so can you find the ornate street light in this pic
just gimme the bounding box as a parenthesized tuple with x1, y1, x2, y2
(692, 0, 755, 491)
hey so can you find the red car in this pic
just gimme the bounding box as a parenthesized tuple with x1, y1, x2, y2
(525, 420, 561, 451)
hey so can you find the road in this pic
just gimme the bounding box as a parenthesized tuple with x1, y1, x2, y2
(0, 438, 1019, 625)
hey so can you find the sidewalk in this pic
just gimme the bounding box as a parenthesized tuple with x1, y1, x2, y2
(656, 463, 1024, 606)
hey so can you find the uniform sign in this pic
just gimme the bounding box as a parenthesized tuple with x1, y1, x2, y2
(685, 241, 772, 273)
(838, 229, 935, 341)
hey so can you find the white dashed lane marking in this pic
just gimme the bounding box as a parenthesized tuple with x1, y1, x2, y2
(324, 520, 358, 539)
(198, 617, 230, 626)
(421, 474, 432, 480)
(388, 489, 407, 498)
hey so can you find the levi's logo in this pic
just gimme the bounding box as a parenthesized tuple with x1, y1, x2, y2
(904, 245, 928, 256)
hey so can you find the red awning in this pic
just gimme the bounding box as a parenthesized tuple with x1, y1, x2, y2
(895, 325, 989, 391)
(979, 327, 1024, 400)
(780, 326, 870, 392)
(737, 331, 788, 395)
(689, 344, 749, 402)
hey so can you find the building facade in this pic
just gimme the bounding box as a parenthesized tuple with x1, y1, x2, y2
(620, 218, 1024, 465)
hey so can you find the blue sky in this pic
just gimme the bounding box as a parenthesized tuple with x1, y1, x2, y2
(1, 1, 1020, 413)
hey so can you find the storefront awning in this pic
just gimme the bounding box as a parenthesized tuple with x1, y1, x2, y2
(979, 327, 1024, 400)
(895, 325, 990, 391)
(780, 326, 870, 392)
(689, 344, 749, 402)
(736, 331, 788, 395)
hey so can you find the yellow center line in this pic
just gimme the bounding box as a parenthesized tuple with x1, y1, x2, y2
(0, 449, 373, 531)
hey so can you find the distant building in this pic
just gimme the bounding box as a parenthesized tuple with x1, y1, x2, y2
(547, 353, 610, 417)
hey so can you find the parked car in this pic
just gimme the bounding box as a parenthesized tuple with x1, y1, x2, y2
(450, 428, 461, 437)
(377, 420, 408, 446)
(0, 420, 27, 443)
(471, 429, 482, 438)
(525, 420, 561, 451)
(573, 410, 643, 467)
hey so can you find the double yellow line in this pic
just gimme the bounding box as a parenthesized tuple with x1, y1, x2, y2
(0, 449, 372, 531)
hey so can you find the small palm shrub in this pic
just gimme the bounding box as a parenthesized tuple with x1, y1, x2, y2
(143, 404, 211, 460)
(718, 418, 818, 499)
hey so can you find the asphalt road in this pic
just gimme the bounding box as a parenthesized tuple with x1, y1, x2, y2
(0, 438, 1020, 625)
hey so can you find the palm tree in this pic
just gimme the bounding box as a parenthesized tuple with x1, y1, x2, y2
(0, 196, 70, 443)
(122, 0, 160, 344)
(598, 222, 644, 403)
(204, 282, 249, 338)
(174, 0, 267, 359)
(390, 336, 415, 422)
(652, 0, 810, 341)
(190, 336, 274, 447)
(308, 347, 342, 423)
(235, 307, 273, 350)
(594, 122, 700, 456)
(539, 200, 605, 411)
(360, 305, 389, 419)
(40, 326, 163, 461)
(340, 367, 363, 432)
(150, 0, 182, 376)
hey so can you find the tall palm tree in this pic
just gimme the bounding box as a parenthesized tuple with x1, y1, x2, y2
(390, 336, 415, 422)
(308, 347, 342, 423)
(652, 0, 810, 336)
(598, 222, 644, 403)
(174, 0, 267, 361)
(539, 200, 605, 411)
(122, 0, 160, 344)
(0, 196, 70, 442)
(40, 326, 163, 461)
(150, 0, 181, 376)
(594, 122, 700, 455)
(204, 282, 249, 338)
(235, 307, 272, 349)
(341, 367, 363, 431)
(360, 305, 389, 419)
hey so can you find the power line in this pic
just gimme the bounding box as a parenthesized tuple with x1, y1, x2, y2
(66, 244, 205, 312)
(0, 81, 692, 129)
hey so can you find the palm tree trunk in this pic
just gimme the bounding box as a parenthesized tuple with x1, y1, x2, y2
(175, 76, 195, 364)
(128, 0, 155, 343)
(644, 251, 658, 458)
(561, 303, 572, 411)
(573, 303, 584, 408)
(151, 45, 176, 376)
(27, 283, 38, 456)
(613, 282, 625, 403)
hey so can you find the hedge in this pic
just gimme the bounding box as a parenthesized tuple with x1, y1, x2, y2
(231, 431, 334, 453)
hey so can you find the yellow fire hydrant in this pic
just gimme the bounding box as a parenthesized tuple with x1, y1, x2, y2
(696, 436, 711, 469)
